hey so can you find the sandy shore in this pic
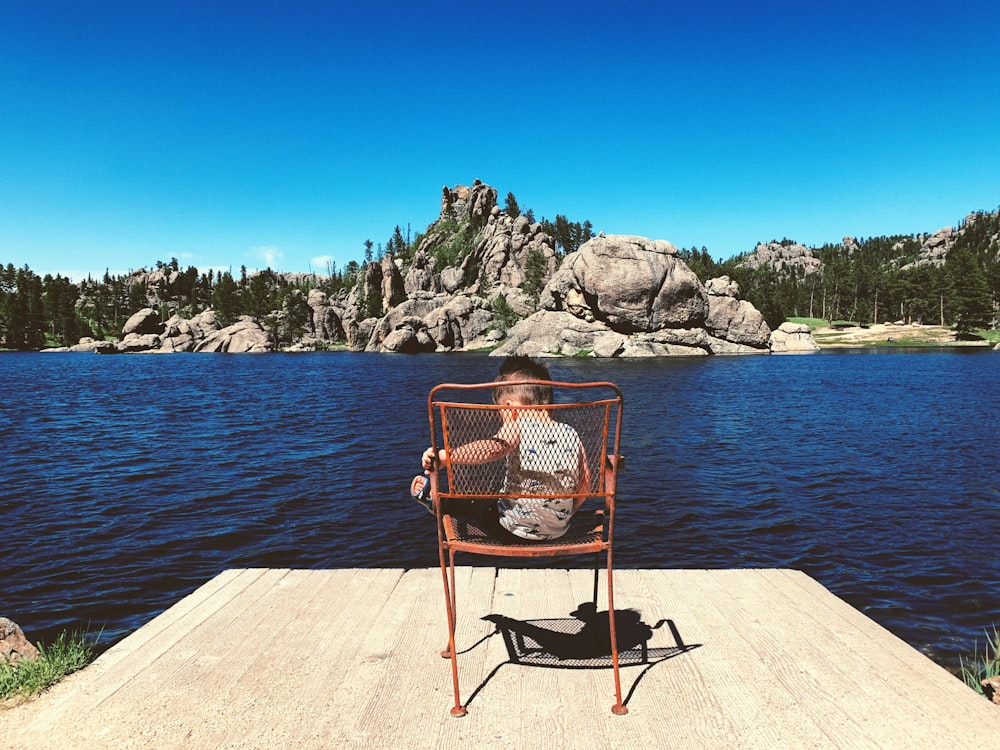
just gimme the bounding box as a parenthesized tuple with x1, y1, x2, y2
(811, 323, 992, 348)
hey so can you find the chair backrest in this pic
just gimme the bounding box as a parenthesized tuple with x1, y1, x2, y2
(427, 380, 623, 520)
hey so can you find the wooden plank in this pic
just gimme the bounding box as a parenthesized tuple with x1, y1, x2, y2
(679, 568, 894, 748)
(614, 568, 821, 749)
(347, 566, 498, 747)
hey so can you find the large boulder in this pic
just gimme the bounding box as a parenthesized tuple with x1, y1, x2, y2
(1, 617, 38, 664)
(769, 322, 820, 353)
(496, 235, 771, 357)
(194, 317, 273, 353)
(158, 310, 221, 352)
(542, 235, 706, 333)
(60, 337, 117, 353)
(380, 317, 437, 353)
(704, 276, 770, 352)
(307, 289, 344, 342)
(122, 308, 164, 336)
(118, 332, 162, 352)
(491, 311, 613, 358)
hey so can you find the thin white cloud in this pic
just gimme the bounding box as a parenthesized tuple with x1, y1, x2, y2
(311, 255, 334, 272)
(254, 245, 284, 269)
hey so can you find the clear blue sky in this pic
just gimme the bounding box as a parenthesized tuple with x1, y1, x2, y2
(3, 0, 999, 281)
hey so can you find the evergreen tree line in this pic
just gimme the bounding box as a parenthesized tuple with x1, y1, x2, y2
(679, 210, 1000, 334)
(0, 258, 363, 349)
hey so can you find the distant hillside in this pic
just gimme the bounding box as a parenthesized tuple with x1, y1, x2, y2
(714, 208, 999, 331)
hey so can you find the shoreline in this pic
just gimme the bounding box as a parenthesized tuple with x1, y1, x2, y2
(811, 323, 993, 349)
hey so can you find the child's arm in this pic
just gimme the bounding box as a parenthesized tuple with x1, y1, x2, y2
(422, 419, 520, 468)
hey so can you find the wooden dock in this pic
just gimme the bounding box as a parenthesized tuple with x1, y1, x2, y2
(4, 567, 999, 748)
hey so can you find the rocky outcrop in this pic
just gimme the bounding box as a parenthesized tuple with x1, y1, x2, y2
(380, 255, 407, 311)
(85, 182, 779, 358)
(704, 276, 772, 354)
(769, 322, 821, 353)
(157, 311, 221, 351)
(403, 249, 439, 296)
(122, 308, 165, 336)
(194, 317, 273, 353)
(307, 289, 344, 342)
(740, 241, 823, 276)
(495, 235, 771, 357)
(440, 180, 497, 232)
(1, 617, 38, 664)
(40, 336, 118, 353)
(361, 293, 495, 353)
(543, 235, 705, 333)
(901, 225, 955, 270)
(408, 180, 559, 302)
(469, 209, 559, 295)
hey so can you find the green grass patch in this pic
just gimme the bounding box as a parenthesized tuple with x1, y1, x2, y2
(976, 328, 1000, 345)
(960, 626, 1000, 699)
(0, 630, 97, 705)
(786, 317, 828, 331)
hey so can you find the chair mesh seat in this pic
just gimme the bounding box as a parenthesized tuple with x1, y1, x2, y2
(443, 509, 606, 553)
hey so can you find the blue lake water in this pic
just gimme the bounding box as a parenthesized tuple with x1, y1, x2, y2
(1, 349, 998, 672)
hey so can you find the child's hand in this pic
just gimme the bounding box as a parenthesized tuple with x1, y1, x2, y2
(421, 447, 441, 470)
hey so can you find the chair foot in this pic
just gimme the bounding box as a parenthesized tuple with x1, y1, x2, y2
(612, 704, 628, 715)
(450, 705, 468, 718)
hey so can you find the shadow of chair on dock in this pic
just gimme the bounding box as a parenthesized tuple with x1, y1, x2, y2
(462, 602, 699, 709)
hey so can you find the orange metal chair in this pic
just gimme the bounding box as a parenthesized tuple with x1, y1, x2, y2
(425, 379, 626, 717)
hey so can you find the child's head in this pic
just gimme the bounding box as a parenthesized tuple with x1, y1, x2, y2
(493, 356, 553, 405)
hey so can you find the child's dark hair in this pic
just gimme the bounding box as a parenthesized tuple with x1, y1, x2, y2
(493, 356, 553, 405)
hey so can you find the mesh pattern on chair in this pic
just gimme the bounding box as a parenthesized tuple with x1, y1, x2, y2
(433, 393, 618, 554)
(438, 400, 615, 500)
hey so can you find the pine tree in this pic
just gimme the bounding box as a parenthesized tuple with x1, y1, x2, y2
(523, 248, 549, 308)
(212, 272, 240, 326)
(504, 192, 520, 218)
(946, 247, 993, 333)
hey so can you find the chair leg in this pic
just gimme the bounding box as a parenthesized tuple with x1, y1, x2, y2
(440, 555, 456, 659)
(438, 546, 466, 717)
(606, 551, 627, 715)
(591, 552, 600, 609)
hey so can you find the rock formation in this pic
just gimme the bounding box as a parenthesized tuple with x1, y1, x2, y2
(769, 321, 821, 353)
(740, 240, 823, 276)
(194, 316, 273, 353)
(495, 235, 772, 357)
(1, 617, 38, 664)
(307, 289, 344, 342)
(900, 225, 956, 270)
(74, 181, 799, 357)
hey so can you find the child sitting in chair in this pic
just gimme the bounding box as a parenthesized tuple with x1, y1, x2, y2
(413, 356, 590, 542)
